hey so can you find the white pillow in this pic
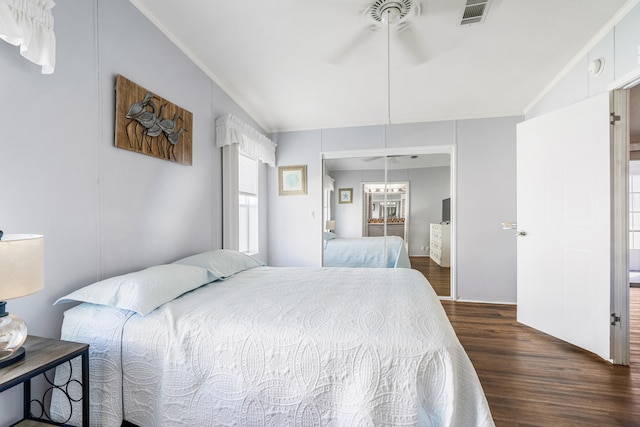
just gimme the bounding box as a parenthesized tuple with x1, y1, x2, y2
(54, 264, 212, 315)
(174, 249, 264, 278)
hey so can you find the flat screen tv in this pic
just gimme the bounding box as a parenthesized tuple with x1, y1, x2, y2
(442, 198, 451, 224)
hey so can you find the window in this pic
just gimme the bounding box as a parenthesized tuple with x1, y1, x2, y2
(238, 151, 259, 254)
(323, 173, 335, 231)
(630, 174, 640, 249)
(216, 113, 276, 257)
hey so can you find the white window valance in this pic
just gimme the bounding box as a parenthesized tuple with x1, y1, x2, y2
(216, 114, 276, 167)
(323, 174, 335, 192)
(0, 0, 55, 74)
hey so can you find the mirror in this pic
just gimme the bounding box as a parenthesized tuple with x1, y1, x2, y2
(322, 149, 453, 298)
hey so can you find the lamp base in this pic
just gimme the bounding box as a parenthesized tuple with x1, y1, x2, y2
(0, 346, 25, 368)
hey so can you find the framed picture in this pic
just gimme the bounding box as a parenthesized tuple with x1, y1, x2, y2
(279, 165, 307, 195)
(339, 188, 353, 204)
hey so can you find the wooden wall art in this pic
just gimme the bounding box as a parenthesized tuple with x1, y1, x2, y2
(115, 75, 193, 165)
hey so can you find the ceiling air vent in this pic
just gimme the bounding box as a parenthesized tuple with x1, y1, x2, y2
(461, 0, 489, 25)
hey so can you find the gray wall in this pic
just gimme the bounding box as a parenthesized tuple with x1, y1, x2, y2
(457, 117, 519, 302)
(331, 169, 367, 238)
(269, 118, 520, 304)
(407, 166, 451, 256)
(0, 0, 262, 422)
(267, 129, 323, 267)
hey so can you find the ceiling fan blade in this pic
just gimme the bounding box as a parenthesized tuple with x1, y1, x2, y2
(364, 155, 385, 162)
(363, 155, 408, 163)
(329, 26, 377, 65)
(396, 25, 428, 65)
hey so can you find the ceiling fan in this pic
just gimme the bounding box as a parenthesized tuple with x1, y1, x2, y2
(363, 154, 418, 162)
(331, 0, 428, 66)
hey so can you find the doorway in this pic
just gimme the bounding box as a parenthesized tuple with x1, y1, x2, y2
(629, 85, 640, 286)
(627, 84, 640, 365)
(362, 181, 408, 240)
(630, 160, 640, 286)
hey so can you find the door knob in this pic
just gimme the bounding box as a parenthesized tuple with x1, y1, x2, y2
(516, 230, 527, 237)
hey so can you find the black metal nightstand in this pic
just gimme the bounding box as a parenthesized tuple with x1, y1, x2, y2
(0, 336, 89, 427)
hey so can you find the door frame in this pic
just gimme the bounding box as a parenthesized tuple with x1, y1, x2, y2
(609, 67, 640, 365)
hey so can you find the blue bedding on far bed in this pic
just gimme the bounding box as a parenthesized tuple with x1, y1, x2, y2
(323, 235, 411, 268)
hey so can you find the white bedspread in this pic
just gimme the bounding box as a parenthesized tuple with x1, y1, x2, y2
(323, 236, 411, 268)
(53, 267, 493, 426)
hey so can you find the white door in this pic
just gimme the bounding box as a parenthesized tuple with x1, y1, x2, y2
(516, 93, 613, 361)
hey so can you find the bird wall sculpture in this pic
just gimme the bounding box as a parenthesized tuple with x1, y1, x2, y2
(115, 75, 192, 165)
(125, 95, 185, 160)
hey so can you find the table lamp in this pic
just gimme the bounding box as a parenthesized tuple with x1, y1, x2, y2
(0, 232, 44, 369)
(325, 220, 336, 232)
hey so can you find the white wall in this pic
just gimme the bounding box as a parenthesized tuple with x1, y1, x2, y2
(0, 0, 263, 423)
(527, 2, 640, 118)
(269, 118, 519, 303)
(523, 2, 640, 276)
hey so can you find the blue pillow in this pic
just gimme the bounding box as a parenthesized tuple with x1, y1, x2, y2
(54, 264, 212, 315)
(174, 249, 264, 279)
(323, 231, 337, 241)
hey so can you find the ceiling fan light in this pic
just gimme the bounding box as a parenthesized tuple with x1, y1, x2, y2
(382, 7, 401, 24)
(370, 0, 413, 24)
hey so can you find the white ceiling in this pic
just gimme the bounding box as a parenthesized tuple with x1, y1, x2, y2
(130, 0, 633, 133)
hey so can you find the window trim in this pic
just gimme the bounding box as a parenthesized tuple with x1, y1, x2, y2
(222, 144, 240, 251)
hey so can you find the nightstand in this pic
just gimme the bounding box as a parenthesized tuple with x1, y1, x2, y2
(0, 336, 89, 427)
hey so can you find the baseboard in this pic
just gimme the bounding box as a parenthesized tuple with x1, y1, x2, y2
(453, 298, 517, 305)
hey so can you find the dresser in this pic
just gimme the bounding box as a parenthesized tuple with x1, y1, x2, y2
(430, 223, 450, 267)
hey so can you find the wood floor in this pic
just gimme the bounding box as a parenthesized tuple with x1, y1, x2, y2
(410, 256, 450, 297)
(440, 287, 640, 427)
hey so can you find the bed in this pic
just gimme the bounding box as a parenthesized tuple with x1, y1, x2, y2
(323, 234, 411, 268)
(51, 250, 493, 427)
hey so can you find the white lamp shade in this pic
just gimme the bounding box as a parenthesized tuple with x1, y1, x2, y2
(325, 220, 336, 231)
(0, 234, 44, 300)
